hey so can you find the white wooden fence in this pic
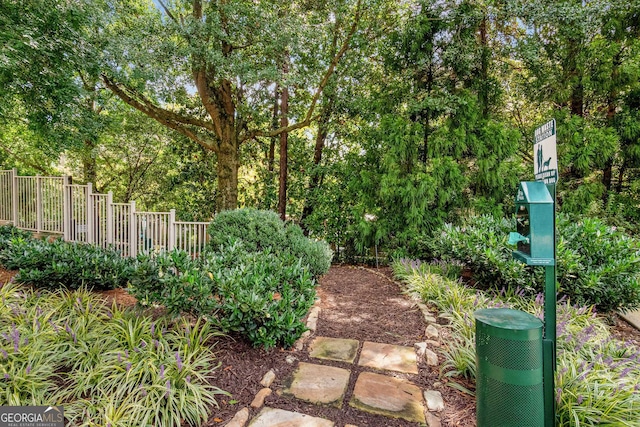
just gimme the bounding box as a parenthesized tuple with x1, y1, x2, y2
(0, 169, 209, 257)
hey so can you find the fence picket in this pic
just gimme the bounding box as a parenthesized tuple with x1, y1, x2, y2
(0, 170, 210, 258)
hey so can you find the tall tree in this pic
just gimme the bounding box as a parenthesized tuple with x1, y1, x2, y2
(102, 0, 364, 211)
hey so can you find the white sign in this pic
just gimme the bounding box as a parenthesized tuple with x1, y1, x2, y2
(534, 119, 558, 184)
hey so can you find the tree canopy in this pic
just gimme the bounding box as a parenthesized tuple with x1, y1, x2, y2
(1, 0, 639, 256)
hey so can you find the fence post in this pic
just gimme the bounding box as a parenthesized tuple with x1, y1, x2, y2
(168, 209, 176, 251)
(86, 183, 93, 244)
(11, 168, 18, 227)
(129, 201, 137, 257)
(36, 175, 42, 233)
(107, 191, 113, 246)
(63, 178, 70, 241)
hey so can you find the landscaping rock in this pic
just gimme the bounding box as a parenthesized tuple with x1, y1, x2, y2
(225, 407, 249, 427)
(425, 348, 438, 366)
(358, 341, 418, 374)
(414, 342, 427, 358)
(293, 331, 311, 351)
(426, 339, 440, 347)
(248, 407, 334, 427)
(425, 324, 439, 339)
(259, 370, 276, 388)
(309, 336, 359, 363)
(286, 355, 298, 364)
(423, 314, 437, 323)
(306, 307, 321, 331)
(425, 412, 442, 427)
(423, 390, 444, 412)
(349, 371, 425, 423)
(284, 362, 350, 408)
(250, 388, 272, 408)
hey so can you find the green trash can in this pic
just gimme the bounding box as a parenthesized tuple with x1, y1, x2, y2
(474, 308, 544, 427)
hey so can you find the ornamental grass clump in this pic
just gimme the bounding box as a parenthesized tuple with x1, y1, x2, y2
(393, 259, 640, 426)
(0, 282, 226, 426)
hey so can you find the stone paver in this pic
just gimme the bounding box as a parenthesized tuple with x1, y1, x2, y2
(309, 337, 359, 363)
(357, 341, 418, 374)
(248, 408, 334, 427)
(620, 309, 640, 331)
(423, 390, 444, 412)
(349, 371, 425, 423)
(284, 362, 350, 408)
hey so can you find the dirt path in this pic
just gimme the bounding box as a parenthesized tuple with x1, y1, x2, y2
(208, 266, 476, 426)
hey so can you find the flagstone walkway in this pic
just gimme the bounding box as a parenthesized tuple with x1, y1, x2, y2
(224, 272, 448, 427)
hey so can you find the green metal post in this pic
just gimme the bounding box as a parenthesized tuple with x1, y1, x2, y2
(543, 183, 557, 427)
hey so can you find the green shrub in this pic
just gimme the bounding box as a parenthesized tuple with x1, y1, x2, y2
(429, 214, 640, 313)
(129, 244, 317, 348)
(208, 208, 285, 251)
(0, 238, 133, 290)
(207, 208, 333, 277)
(394, 260, 640, 426)
(0, 225, 33, 243)
(559, 217, 640, 313)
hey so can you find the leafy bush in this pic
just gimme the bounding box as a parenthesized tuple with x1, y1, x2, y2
(129, 244, 317, 348)
(559, 217, 640, 313)
(208, 208, 286, 252)
(428, 215, 640, 313)
(207, 208, 333, 277)
(394, 260, 640, 426)
(0, 225, 33, 242)
(0, 237, 133, 290)
(0, 283, 226, 426)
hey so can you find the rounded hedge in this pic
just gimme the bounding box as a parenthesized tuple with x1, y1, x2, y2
(207, 208, 333, 277)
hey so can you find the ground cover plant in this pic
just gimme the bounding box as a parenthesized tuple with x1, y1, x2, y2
(394, 259, 640, 426)
(427, 215, 640, 313)
(0, 282, 226, 426)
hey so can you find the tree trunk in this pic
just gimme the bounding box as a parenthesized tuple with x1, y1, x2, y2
(616, 161, 626, 193)
(82, 140, 97, 186)
(301, 123, 328, 234)
(216, 138, 239, 212)
(278, 82, 289, 221)
(567, 37, 584, 117)
(268, 84, 279, 173)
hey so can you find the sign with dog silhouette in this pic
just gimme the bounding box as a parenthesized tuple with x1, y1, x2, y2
(534, 119, 557, 184)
